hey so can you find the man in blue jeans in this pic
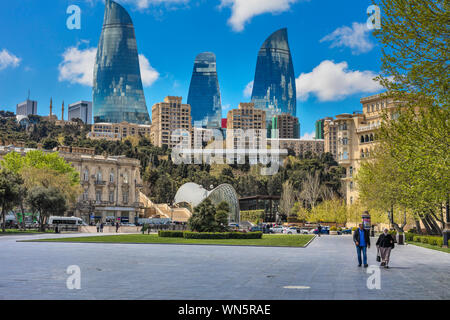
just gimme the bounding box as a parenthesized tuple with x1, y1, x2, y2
(353, 223, 371, 267)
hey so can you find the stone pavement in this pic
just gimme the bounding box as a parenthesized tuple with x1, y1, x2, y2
(0, 233, 449, 300)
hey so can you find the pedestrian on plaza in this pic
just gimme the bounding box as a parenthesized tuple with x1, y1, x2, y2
(115, 221, 120, 233)
(100, 222, 104, 233)
(376, 228, 395, 268)
(96, 222, 100, 233)
(353, 223, 371, 267)
(317, 224, 322, 237)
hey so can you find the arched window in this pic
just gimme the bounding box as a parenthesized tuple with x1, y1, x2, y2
(365, 135, 369, 143)
(360, 149, 365, 158)
(360, 136, 364, 143)
(370, 134, 374, 142)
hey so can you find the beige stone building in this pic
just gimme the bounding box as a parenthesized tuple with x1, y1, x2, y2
(271, 113, 300, 139)
(89, 121, 152, 141)
(150, 96, 192, 148)
(324, 93, 399, 205)
(268, 138, 324, 157)
(226, 102, 266, 150)
(0, 145, 143, 224)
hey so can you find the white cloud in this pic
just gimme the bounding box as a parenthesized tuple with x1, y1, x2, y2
(58, 46, 97, 86)
(219, 0, 299, 32)
(243, 80, 253, 98)
(138, 54, 159, 86)
(296, 60, 382, 102)
(0, 49, 21, 71)
(300, 131, 315, 140)
(58, 45, 159, 87)
(320, 22, 374, 55)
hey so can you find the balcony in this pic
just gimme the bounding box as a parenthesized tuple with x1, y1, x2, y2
(356, 124, 380, 133)
(94, 180, 106, 186)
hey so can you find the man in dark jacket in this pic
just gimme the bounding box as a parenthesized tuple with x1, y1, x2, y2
(353, 223, 371, 267)
(376, 228, 395, 268)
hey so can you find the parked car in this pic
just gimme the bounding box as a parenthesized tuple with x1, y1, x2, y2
(341, 228, 352, 235)
(270, 226, 284, 234)
(283, 227, 298, 234)
(250, 226, 262, 232)
(313, 226, 330, 235)
(299, 229, 310, 234)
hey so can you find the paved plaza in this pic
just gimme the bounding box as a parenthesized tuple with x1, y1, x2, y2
(0, 233, 449, 300)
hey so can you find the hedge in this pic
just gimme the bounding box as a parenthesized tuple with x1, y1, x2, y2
(158, 230, 185, 238)
(409, 234, 446, 247)
(183, 231, 263, 240)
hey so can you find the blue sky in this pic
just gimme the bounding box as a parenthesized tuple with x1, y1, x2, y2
(0, 0, 384, 137)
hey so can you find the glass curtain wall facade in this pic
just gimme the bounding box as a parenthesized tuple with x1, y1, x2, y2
(187, 52, 222, 129)
(93, 0, 150, 125)
(251, 28, 297, 122)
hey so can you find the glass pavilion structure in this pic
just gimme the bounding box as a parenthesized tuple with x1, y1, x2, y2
(251, 28, 297, 122)
(174, 183, 240, 223)
(187, 52, 222, 129)
(93, 0, 150, 125)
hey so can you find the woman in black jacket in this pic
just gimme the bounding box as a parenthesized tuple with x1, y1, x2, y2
(376, 228, 395, 268)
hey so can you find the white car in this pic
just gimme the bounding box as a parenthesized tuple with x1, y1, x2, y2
(270, 226, 284, 233)
(299, 229, 310, 234)
(283, 227, 298, 234)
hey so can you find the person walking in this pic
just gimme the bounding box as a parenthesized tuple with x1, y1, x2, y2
(115, 221, 120, 233)
(353, 223, 371, 267)
(376, 228, 395, 268)
(100, 222, 104, 233)
(96, 222, 100, 233)
(317, 224, 322, 237)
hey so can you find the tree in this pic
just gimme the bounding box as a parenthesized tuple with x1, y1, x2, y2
(0, 170, 23, 232)
(300, 171, 321, 209)
(42, 138, 58, 150)
(26, 186, 67, 231)
(188, 198, 218, 232)
(280, 181, 297, 219)
(215, 201, 230, 231)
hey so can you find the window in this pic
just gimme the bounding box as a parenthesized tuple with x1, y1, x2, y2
(349, 166, 353, 177)
(123, 172, 129, 184)
(110, 172, 114, 183)
(82, 190, 89, 201)
(109, 191, 114, 203)
(83, 169, 89, 181)
(96, 191, 102, 202)
(350, 181, 353, 190)
(96, 171, 102, 182)
(123, 192, 129, 204)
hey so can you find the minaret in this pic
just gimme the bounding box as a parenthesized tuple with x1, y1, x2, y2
(49, 98, 53, 117)
(61, 101, 64, 121)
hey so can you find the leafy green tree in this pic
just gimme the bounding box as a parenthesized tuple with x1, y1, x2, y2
(188, 198, 218, 232)
(42, 138, 59, 150)
(215, 201, 230, 231)
(26, 186, 67, 231)
(0, 170, 23, 232)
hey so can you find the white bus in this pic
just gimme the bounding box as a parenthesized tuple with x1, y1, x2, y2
(48, 216, 86, 226)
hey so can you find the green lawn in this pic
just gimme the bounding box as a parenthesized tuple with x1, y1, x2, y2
(0, 229, 54, 235)
(28, 234, 315, 247)
(407, 241, 450, 254)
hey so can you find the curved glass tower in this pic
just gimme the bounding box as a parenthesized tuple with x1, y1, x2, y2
(93, 0, 150, 124)
(187, 52, 222, 128)
(251, 28, 297, 120)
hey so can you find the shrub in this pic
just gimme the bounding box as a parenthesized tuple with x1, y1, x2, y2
(158, 230, 185, 238)
(421, 237, 429, 244)
(429, 238, 438, 246)
(330, 226, 337, 231)
(437, 238, 444, 247)
(183, 231, 263, 240)
(413, 236, 421, 242)
(405, 232, 415, 241)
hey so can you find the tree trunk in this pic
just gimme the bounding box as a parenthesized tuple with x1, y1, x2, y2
(414, 219, 422, 234)
(20, 201, 26, 231)
(421, 215, 433, 235)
